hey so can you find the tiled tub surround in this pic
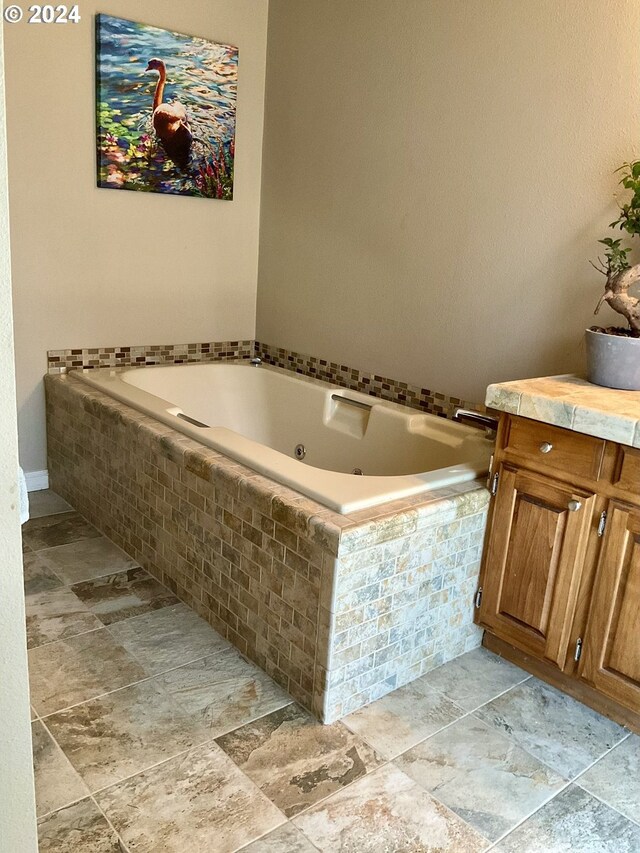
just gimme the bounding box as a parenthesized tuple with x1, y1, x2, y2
(47, 339, 481, 420)
(45, 371, 488, 722)
(256, 341, 481, 419)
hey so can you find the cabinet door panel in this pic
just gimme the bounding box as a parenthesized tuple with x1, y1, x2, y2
(581, 503, 640, 711)
(501, 495, 564, 636)
(478, 465, 596, 669)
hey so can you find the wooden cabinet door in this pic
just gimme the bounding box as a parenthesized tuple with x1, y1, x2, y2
(580, 502, 640, 712)
(478, 465, 596, 669)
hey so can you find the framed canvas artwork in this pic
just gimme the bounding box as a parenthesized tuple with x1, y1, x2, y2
(96, 14, 238, 200)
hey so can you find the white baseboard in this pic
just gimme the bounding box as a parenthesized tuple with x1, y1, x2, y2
(25, 470, 49, 492)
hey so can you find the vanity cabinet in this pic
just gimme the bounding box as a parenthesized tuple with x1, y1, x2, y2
(477, 414, 640, 730)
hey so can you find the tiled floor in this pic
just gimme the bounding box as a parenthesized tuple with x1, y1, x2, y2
(26, 491, 640, 852)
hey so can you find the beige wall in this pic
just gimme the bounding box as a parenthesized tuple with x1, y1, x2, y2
(0, 21, 38, 851)
(257, 0, 640, 404)
(6, 0, 269, 473)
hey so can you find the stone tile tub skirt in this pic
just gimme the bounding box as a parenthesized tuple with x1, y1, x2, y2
(45, 372, 489, 722)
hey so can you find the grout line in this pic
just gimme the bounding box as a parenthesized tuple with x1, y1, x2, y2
(28, 499, 74, 519)
(35, 649, 217, 721)
(34, 720, 92, 823)
(28, 510, 74, 521)
(26, 596, 187, 653)
(234, 818, 323, 853)
(24, 532, 103, 555)
(90, 795, 131, 853)
(40, 696, 295, 823)
(343, 671, 532, 765)
(343, 673, 631, 852)
(87, 734, 258, 801)
(35, 792, 93, 823)
(573, 779, 640, 830)
(37, 638, 292, 725)
(570, 732, 640, 828)
(29, 561, 142, 589)
(28, 623, 106, 652)
(420, 671, 533, 716)
(482, 780, 576, 851)
(482, 730, 634, 851)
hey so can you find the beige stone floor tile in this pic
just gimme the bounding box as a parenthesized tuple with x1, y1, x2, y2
(32, 720, 89, 816)
(28, 489, 73, 519)
(108, 603, 230, 676)
(37, 798, 122, 853)
(26, 586, 102, 649)
(216, 702, 384, 818)
(96, 741, 285, 853)
(475, 678, 627, 779)
(423, 646, 530, 711)
(46, 677, 212, 791)
(292, 763, 487, 852)
(395, 715, 567, 841)
(342, 677, 464, 759)
(23, 552, 64, 595)
(22, 512, 101, 551)
(494, 785, 640, 853)
(71, 567, 178, 625)
(29, 628, 146, 716)
(241, 822, 318, 852)
(578, 734, 640, 825)
(156, 645, 291, 737)
(35, 536, 139, 585)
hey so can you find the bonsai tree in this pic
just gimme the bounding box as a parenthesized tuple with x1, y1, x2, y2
(591, 161, 640, 336)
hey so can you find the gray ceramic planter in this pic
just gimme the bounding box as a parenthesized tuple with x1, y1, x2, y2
(585, 328, 640, 390)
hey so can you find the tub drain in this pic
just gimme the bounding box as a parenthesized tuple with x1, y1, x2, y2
(352, 468, 364, 475)
(294, 444, 306, 460)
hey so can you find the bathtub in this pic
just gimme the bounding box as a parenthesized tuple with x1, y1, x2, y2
(47, 365, 491, 719)
(73, 361, 493, 513)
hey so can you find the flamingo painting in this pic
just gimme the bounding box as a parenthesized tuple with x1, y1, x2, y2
(96, 14, 238, 199)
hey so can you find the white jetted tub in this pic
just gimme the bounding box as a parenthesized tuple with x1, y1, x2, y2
(74, 362, 493, 513)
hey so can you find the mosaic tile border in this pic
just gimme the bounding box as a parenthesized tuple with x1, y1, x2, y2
(47, 340, 254, 372)
(47, 338, 480, 419)
(255, 342, 481, 419)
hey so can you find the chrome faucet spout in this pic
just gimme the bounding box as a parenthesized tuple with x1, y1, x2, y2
(453, 408, 498, 433)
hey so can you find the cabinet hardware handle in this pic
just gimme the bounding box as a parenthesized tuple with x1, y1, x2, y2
(539, 442, 553, 453)
(567, 500, 582, 512)
(597, 511, 607, 537)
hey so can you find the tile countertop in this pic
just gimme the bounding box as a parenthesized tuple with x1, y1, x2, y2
(485, 374, 640, 449)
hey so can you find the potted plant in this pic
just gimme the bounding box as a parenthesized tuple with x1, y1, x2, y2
(587, 161, 640, 390)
